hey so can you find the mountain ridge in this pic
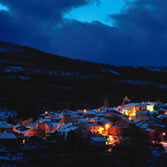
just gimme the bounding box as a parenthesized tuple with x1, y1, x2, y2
(0, 41, 167, 117)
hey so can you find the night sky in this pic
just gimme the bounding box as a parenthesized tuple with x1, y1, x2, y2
(0, 0, 167, 66)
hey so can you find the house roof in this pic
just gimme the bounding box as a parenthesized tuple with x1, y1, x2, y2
(124, 102, 154, 107)
(122, 118, 134, 124)
(159, 108, 167, 111)
(90, 137, 107, 142)
(20, 129, 32, 134)
(157, 114, 167, 119)
(83, 109, 96, 114)
(0, 133, 17, 139)
(98, 118, 113, 124)
(0, 121, 11, 129)
(50, 122, 59, 128)
(84, 122, 101, 127)
(38, 118, 52, 123)
(48, 130, 56, 134)
(145, 128, 155, 132)
(119, 107, 134, 110)
(58, 122, 73, 129)
(136, 122, 149, 128)
(112, 125, 128, 128)
(12, 124, 21, 129)
(57, 126, 78, 133)
(124, 103, 139, 106)
(76, 110, 83, 114)
(136, 110, 149, 115)
(25, 122, 36, 127)
(25, 134, 34, 138)
(140, 123, 149, 128)
(78, 118, 92, 123)
(52, 116, 62, 120)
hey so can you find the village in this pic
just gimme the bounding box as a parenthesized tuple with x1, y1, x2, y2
(1, 97, 167, 166)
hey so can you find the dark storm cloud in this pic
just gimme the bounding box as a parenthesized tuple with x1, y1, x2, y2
(1, 0, 167, 66)
(0, 0, 99, 51)
(108, 0, 167, 65)
(2, 0, 99, 21)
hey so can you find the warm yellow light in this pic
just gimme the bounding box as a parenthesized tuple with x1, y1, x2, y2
(162, 132, 166, 136)
(83, 109, 87, 113)
(105, 124, 110, 131)
(106, 135, 115, 145)
(147, 105, 154, 112)
(98, 127, 104, 134)
(22, 139, 25, 144)
(109, 135, 114, 141)
(130, 108, 136, 116)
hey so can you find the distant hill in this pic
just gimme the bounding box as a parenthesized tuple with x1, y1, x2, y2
(0, 41, 167, 116)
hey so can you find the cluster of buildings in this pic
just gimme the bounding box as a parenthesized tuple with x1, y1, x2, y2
(0, 98, 167, 149)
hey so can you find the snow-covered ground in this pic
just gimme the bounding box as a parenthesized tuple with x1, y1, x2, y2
(133, 66, 167, 72)
(144, 66, 167, 72)
(123, 80, 153, 85)
(7, 76, 31, 80)
(0, 46, 22, 53)
(4, 66, 25, 72)
(101, 69, 120, 75)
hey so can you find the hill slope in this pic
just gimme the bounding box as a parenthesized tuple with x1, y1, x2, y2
(0, 41, 167, 115)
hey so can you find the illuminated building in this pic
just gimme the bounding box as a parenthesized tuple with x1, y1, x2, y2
(81, 122, 102, 134)
(108, 125, 128, 136)
(106, 135, 115, 145)
(119, 106, 136, 116)
(98, 127, 104, 134)
(146, 104, 154, 112)
(105, 123, 110, 131)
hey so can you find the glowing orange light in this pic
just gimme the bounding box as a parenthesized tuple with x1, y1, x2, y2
(108, 135, 114, 141)
(129, 116, 132, 120)
(108, 148, 112, 152)
(106, 135, 115, 145)
(162, 132, 166, 136)
(98, 127, 104, 134)
(83, 109, 87, 113)
(105, 124, 110, 131)
(164, 111, 167, 115)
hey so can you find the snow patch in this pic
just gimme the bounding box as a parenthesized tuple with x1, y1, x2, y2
(101, 69, 120, 75)
(122, 80, 153, 85)
(49, 70, 101, 79)
(19, 76, 31, 80)
(0, 107, 17, 121)
(122, 80, 167, 88)
(4, 67, 25, 72)
(133, 66, 167, 72)
(144, 66, 167, 72)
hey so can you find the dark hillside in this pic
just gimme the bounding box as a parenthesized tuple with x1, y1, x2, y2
(0, 41, 167, 117)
